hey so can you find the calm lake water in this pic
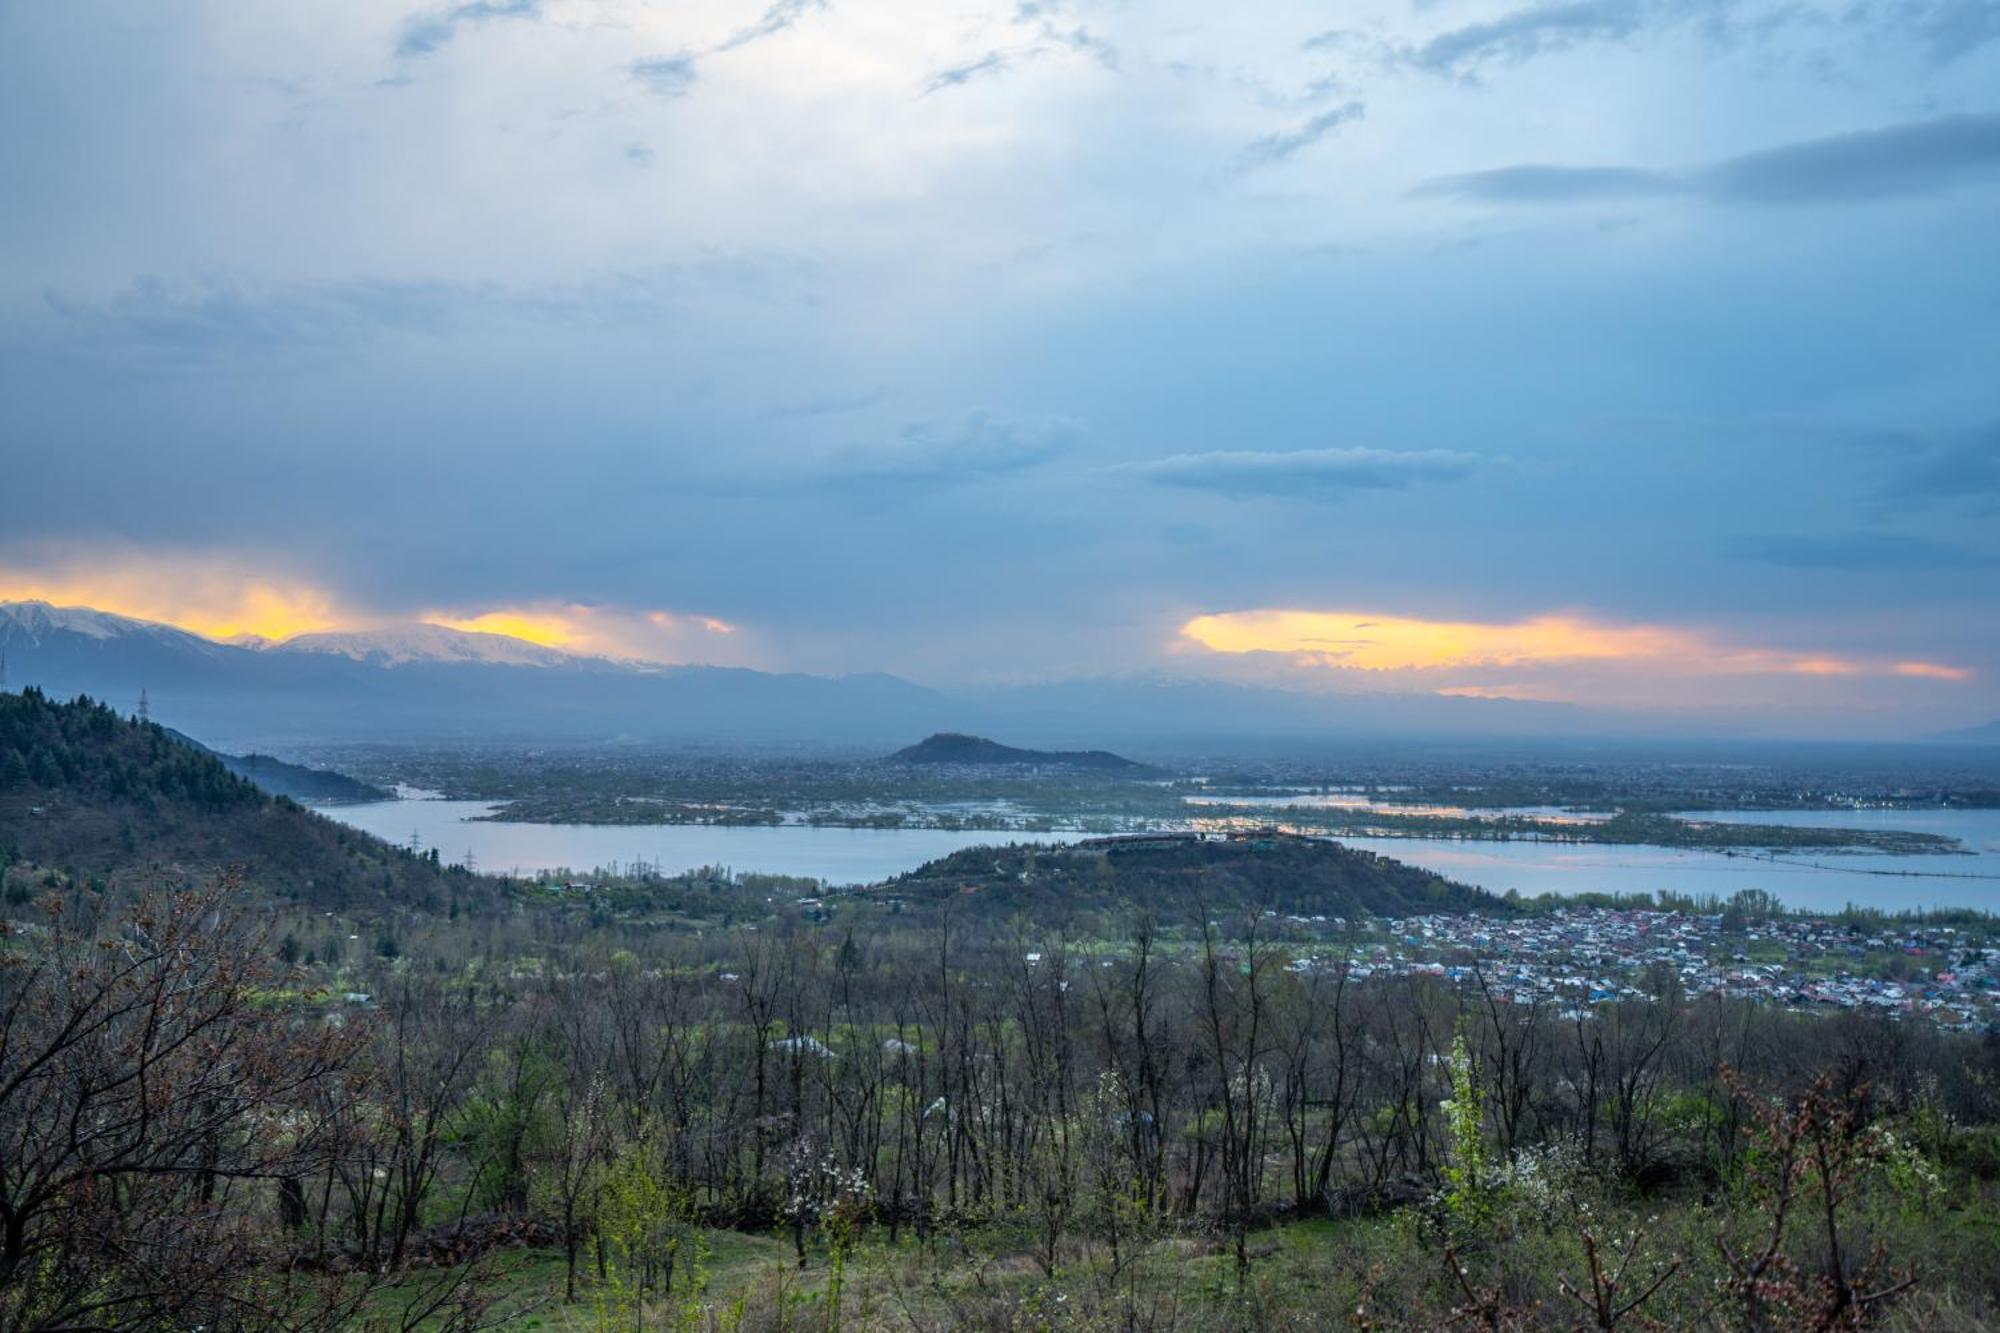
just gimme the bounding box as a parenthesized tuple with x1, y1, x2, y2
(325, 800, 2000, 913)
(327, 800, 1059, 885)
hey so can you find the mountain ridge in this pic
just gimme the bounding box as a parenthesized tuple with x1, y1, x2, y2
(269, 623, 610, 669)
(0, 598, 1688, 747)
(1929, 718, 2000, 746)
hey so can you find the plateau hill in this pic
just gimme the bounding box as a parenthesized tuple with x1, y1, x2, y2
(888, 731, 1147, 771)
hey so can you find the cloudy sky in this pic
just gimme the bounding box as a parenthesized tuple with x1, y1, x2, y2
(2, 0, 1996, 735)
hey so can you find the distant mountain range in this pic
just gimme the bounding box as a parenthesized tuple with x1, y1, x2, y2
(888, 732, 1147, 771)
(271, 624, 604, 669)
(0, 598, 1602, 750)
(1930, 718, 2000, 746)
(0, 600, 949, 748)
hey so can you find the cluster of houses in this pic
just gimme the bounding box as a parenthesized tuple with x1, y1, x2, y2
(1285, 907, 1998, 1030)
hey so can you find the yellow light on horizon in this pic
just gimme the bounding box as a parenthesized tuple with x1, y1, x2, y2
(0, 561, 754, 666)
(0, 569, 347, 642)
(1179, 607, 1971, 687)
(423, 611, 580, 648)
(1178, 609, 1709, 672)
(426, 603, 745, 661)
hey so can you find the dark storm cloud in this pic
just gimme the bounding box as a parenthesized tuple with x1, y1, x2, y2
(40, 276, 472, 359)
(1124, 447, 1483, 500)
(1892, 0, 2000, 64)
(1698, 113, 2000, 202)
(824, 410, 1082, 487)
(33, 263, 823, 365)
(1728, 531, 2000, 570)
(767, 386, 896, 419)
(1237, 101, 1365, 168)
(1415, 113, 2000, 204)
(1412, 164, 1681, 202)
(714, 0, 827, 53)
(395, 0, 539, 59)
(1876, 421, 2000, 508)
(3, 0, 1997, 712)
(1406, 0, 1644, 75)
(632, 54, 699, 97)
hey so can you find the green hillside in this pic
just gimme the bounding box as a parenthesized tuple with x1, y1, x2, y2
(0, 688, 483, 913)
(880, 828, 1502, 920)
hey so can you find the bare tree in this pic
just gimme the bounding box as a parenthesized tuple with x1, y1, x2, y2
(0, 877, 365, 1331)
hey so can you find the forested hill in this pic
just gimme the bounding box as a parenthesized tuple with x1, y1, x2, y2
(213, 751, 390, 803)
(880, 829, 1502, 920)
(888, 731, 1147, 771)
(158, 726, 390, 803)
(0, 688, 484, 913)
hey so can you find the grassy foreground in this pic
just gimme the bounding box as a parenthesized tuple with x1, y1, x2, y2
(390, 1179, 2000, 1332)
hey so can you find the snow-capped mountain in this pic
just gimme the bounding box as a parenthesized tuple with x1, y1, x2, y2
(0, 599, 1613, 749)
(0, 599, 229, 654)
(0, 599, 953, 745)
(268, 624, 608, 670)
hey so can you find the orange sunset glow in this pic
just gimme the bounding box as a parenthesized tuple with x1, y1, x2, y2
(424, 610, 581, 648)
(0, 560, 747, 665)
(0, 564, 349, 642)
(424, 604, 742, 661)
(1178, 609, 1973, 690)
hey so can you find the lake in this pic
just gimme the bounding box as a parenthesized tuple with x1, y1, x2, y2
(327, 800, 1061, 885)
(1285, 808, 2000, 914)
(325, 800, 2000, 913)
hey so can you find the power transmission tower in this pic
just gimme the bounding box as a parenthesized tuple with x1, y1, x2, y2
(136, 688, 150, 723)
(0, 651, 8, 693)
(464, 847, 477, 875)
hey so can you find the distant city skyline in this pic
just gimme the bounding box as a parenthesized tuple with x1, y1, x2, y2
(2, 0, 1996, 733)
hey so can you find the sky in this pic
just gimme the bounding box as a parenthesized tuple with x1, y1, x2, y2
(1, 0, 1997, 737)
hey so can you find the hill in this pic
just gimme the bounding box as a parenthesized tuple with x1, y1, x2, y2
(888, 732, 1147, 771)
(200, 741, 390, 803)
(875, 828, 1501, 920)
(0, 688, 486, 912)
(211, 751, 390, 803)
(1930, 718, 2000, 746)
(157, 726, 390, 803)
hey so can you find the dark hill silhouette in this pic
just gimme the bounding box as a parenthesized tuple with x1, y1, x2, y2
(888, 732, 1147, 771)
(213, 751, 390, 803)
(1929, 718, 2000, 746)
(0, 688, 485, 913)
(159, 727, 390, 803)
